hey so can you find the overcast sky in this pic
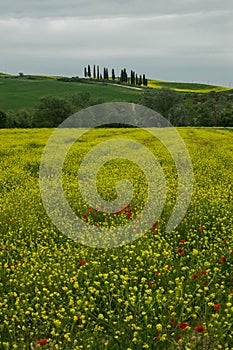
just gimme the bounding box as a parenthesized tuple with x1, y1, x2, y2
(1, 0, 233, 86)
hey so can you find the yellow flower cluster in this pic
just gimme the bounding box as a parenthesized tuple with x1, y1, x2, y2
(0, 127, 232, 349)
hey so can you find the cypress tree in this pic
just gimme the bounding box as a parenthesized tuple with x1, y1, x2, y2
(93, 65, 96, 79)
(131, 70, 135, 85)
(120, 69, 124, 83)
(123, 68, 128, 83)
(143, 74, 148, 86)
(138, 75, 142, 86)
(97, 65, 100, 80)
(112, 68, 115, 81)
(87, 65, 91, 78)
(84, 67, 87, 78)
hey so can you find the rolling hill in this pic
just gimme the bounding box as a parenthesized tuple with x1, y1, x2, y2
(0, 73, 231, 111)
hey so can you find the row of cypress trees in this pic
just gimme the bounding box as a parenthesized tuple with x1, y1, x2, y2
(84, 65, 148, 86)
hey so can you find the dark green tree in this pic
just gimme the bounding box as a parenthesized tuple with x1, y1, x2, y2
(87, 65, 91, 78)
(68, 92, 91, 109)
(103, 67, 109, 80)
(93, 65, 96, 79)
(138, 75, 142, 86)
(120, 69, 124, 83)
(84, 67, 87, 78)
(130, 70, 135, 85)
(123, 68, 128, 83)
(141, 88, 181, 119)
(112, 69, 115, 81)
(33, 96, 73, 127)
(97, 65, 100, 80)
(0, 110, 7, 128)
(143, 74, 148, 86)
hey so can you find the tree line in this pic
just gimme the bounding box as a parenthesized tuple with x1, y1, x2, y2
(141, 88, 233, 127)
(0, 88, 232, 128)
(83, 65, 148, 86)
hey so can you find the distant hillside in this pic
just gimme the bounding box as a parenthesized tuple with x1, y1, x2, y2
(0, 74, 141, 111)
(0, 73, 232, 112)
(148, 79, 231, 93)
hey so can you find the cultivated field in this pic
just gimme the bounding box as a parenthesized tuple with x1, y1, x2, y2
(0, 127, 233, 349)
(0, 76, 141, 111)
(147, 80, 231, 93)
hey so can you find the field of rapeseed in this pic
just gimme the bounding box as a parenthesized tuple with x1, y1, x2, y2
(0, 127, 233, 349)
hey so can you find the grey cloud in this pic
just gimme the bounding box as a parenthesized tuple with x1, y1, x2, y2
(0, 0, 233, 85)
(0, 0, 232, 18)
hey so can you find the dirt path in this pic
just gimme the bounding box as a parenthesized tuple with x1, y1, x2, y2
(108, 83, 143, 91)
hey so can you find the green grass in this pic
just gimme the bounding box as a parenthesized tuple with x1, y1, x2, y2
(0, 76, 142, 111)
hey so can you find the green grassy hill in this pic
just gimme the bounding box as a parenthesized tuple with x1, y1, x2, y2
(0, 74, 232, 112)
(0, 76, 141, 111)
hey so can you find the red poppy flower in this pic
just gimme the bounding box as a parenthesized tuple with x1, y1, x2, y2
(193, 274, 199, 279)
(171, 318, 175, 325)
(88, 207, 92, 212)
(156, 332, 161, 339)
(180, 239, 186, 243)
(149, 281, 154, 287)
(153, 228, 158, 233)
(199, 226, 205, 231)
(177, 334, 182, 341)
(76, 315, 82, 324)
(179, 323, 189, 330)
(195, 326, 204, 333)
(201, 270, 207, 275)
(79, 260, 86, 265)
(220, 257, 226, 263)
(178, 248, 185, 255)
(38, 339, 47, 346)
(114, 210, 120, 215)
(214, 303, 220, 310)
(127, 212, 132, 219)
(152, 222, 157, 227)
(82, 214, 88, 219)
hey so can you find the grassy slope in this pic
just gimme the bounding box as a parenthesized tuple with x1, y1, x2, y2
(0, 74, 232, 111)
(0, 77, 142, 111)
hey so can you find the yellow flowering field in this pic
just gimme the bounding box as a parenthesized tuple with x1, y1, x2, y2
(0, 127, 233, 349)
